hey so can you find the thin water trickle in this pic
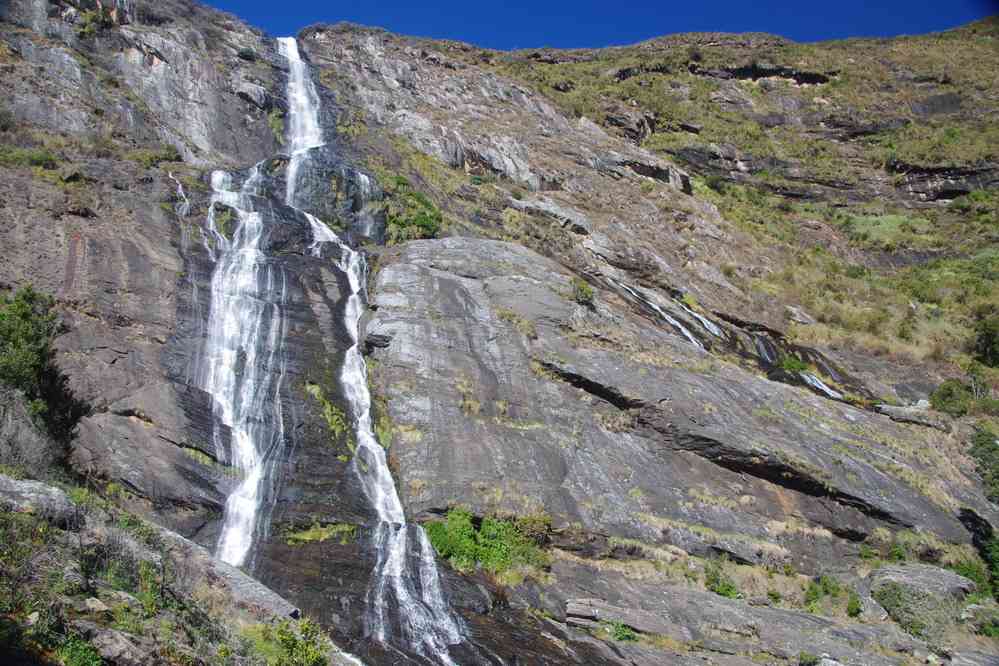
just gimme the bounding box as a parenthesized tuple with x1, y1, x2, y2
(614, 279, 703, 348)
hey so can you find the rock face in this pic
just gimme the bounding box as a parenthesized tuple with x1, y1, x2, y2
(1, 2, 998, 664)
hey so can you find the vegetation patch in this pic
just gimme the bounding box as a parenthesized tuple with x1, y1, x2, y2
(127, 144, 181, 169)
(0, 145, 58, 170)
(704, 557, 741, 599)
(425, 507, 550, 585)
(304, 382, 349, 442)
(0, 286, 85, 441)
(268, 109, 285, 145)
(571, 277, 595, 306)
(872, 581, 954, 640)
(970, 426, 999, 505)
(381, 175, 443, 243)
(284, 521, 357, 546)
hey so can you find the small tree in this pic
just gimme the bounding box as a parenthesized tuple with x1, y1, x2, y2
(973, 314, 999, 368)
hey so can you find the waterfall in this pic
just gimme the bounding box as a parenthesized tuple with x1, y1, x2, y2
(197, 162, 290, 568)
(613, 279, 703, 348)
(277, 37, 465, 663)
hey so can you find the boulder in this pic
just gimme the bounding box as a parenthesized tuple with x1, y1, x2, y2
(0, 474, 79, 528)
(875, 402, 950, 432)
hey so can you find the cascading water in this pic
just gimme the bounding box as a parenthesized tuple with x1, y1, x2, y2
(198, 163, 290, 568)
(277, 36, 465, 662)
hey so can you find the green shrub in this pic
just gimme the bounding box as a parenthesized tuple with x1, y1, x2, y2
(383, 176, 443, 243)
(609, 621, 637, 641)
(704, 558, 741, 599)
(237, 47, 257, 62)
(275, 619, 326, 666)
(0, 107, 14, 133)
(950, 556, 994, 599)
(847, 591, 863, 617)
(973, 314, 999, 367)
(127, 145, 181, 169)
(804, 575, 841, 610)
(930, 379, 973, 417)
(77, 9, 113, 38)
(572, 277, 595, 306)
(970, 426, 999, 505)
(0, 286, 59, 421)
(779, 355, 809, 373)
(425, 507, 549, 581)
(873, 582, 936, 638)
(798, 653, 820, 666)
(57, 635, 102, 666)
(0, 145, 58, 169)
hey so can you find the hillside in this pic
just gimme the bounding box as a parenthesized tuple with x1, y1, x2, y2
(0, 2, 998, 665)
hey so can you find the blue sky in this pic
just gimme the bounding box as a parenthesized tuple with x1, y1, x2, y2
(204, 0, 997, 49)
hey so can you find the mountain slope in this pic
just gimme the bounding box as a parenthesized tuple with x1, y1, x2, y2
(0, 2, 997, 664)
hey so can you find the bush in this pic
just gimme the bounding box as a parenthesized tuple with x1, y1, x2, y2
(0, 107, 14, 133)
(798, 653, 820, 666)
(0, 286, 57, 415)
(237, 47, 257, 62)
(930, 379, 973, 417)
(57, 635, 102, 666)
(0, 286, 86, 441)
(0, 145, 58, 169)
(383, 176, 443, 243)
(973, 314, 999, 367)
(609, 621, 637, 641)
(704, 558, 740, 599)
(970, 426, 999, 504)
(127, 145, 181, 169)
(847, 591, 863, 617)
(425, 507, 549, 581)
(779, 355, 810, 373)
(572, 277, 594, 306)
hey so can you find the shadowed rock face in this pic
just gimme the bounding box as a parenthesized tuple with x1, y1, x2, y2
(1, 2, 998, 664)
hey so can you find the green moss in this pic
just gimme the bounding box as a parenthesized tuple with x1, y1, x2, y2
(304, 382, 348, 442)
(607, 621, 638, 642)
(213, 206, 235, 241)
(497, 308, 538, 339)
(268, 110, 285, 145)
(424, 507, 550, 583)
(284, 521, 356, 546)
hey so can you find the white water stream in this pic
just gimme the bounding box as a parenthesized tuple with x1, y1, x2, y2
(280, 37, 464, 662)
(199, 161, 290, 568)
